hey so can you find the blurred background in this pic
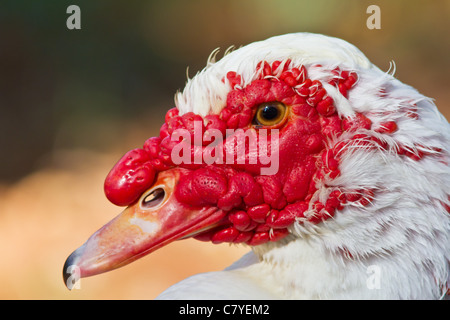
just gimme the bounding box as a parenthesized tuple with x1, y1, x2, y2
(0, 0, 449, 299)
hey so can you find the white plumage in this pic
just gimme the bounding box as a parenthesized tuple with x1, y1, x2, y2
(156, 33, 450, 299)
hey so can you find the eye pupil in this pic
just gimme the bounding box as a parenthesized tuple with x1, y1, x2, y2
(261, 105, 279, 120)
(254, 101, 287, 127)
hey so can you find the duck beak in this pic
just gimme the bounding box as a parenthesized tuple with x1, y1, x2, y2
(63, 168, 226, 289)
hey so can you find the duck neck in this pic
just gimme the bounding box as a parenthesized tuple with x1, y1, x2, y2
(250, 233, 446, 299)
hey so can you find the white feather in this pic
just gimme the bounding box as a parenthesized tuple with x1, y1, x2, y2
(158, 32, 450, 299)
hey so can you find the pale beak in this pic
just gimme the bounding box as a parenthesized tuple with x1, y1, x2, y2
(63, 168, 226, 289)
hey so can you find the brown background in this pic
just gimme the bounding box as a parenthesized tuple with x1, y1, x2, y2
(0, 0, 449, 299)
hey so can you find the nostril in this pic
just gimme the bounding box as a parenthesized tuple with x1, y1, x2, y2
(142, 188, 165, 209)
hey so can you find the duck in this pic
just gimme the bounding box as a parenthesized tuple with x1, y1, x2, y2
(63, 33, 450, 299)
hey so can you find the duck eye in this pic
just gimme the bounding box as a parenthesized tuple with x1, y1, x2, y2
(254, 102, 287, 126)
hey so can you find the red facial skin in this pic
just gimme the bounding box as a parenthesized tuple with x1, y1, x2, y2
(103, 60, 375, 245)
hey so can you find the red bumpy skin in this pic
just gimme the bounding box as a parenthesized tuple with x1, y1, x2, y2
(104, 149, 156, 207)
(104, 60, 407, 246)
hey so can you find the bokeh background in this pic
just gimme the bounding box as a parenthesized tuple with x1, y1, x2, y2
(0, 0, 449, 299)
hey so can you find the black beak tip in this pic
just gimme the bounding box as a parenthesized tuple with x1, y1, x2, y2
(63, 250, 81, 290)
